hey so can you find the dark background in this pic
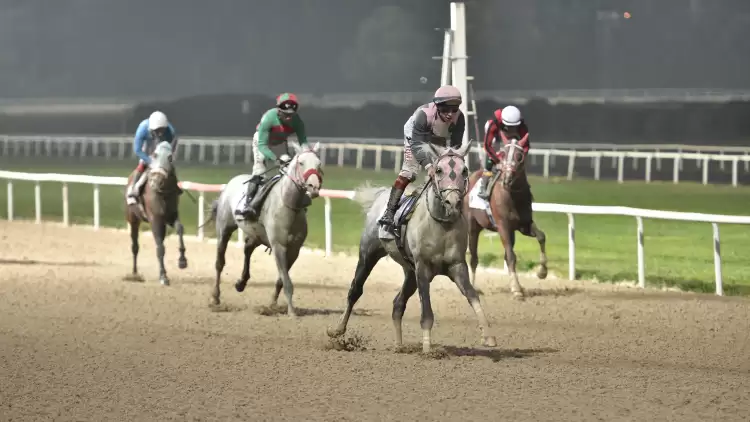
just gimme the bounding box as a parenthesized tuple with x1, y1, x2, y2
(1, 0, 749, 145)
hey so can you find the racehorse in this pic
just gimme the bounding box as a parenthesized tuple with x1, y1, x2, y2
(327, 139, 497, 354)
(465, 132, 548, 300)
(208, 141, 323, 316)
(125, 141, 188, 286)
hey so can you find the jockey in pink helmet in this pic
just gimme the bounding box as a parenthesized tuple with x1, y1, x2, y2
(378, 85, 466, 231)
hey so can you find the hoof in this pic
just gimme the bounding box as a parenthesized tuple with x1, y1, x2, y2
(326, 327, 345, 338)
(537, 266, 548, 280)
(160, 277, 170, 286)
(512, 291, 525, 301)
(422, 343, 431, 354)
(235, 279, 247, 293)
(483, 336, 498, 348)
(209, 297, 220, 307)
(178, 258, 188, 270)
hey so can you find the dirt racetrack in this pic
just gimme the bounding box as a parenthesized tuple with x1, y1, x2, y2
(1, 221, 749, 421)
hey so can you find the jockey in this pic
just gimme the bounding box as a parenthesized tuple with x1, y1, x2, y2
(378, 85, 466, 231)
(127, 111, 181, 205)
(236, 93, 309, 218)
(477, 105, 530, 199)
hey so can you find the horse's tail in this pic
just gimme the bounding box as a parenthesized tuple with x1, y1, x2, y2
(352, 182, 389, 214)
(198, 199, 219, 230)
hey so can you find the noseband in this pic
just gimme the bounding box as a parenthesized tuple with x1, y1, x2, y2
(281, 149, 324, 192)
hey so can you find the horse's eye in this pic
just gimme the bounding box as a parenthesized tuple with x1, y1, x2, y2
(462, 167, 469, 177)
(435, 167, 443, 174)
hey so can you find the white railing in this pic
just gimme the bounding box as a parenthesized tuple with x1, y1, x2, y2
(2, 135, 750, 186)
(2, 170, 749, 296)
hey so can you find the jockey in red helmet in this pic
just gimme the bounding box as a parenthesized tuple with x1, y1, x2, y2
(236, 93, 309, 219)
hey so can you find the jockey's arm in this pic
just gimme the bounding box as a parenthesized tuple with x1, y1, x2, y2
(520, 124, 531, 155)
(408, 110, 434, 169)
(483, 120, 501, 163)
(133, 120, 152, 165)
(256, 111, 278, 161)
(290, 115, 308, 146)
(449, 113, 466, 149)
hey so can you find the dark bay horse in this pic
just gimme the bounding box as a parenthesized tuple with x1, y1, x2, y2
(465, 133, 548, 300)
(124, 141, 188, 285)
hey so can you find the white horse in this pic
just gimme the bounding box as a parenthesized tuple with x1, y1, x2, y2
(327, 139, 497, 353)
(208, 142, 324, 316)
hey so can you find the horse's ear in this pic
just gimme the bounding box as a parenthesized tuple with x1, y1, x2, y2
(290, 142, 302, 155)
(311, 142, 321, 154)
(455, 137, 473, 157)
(519, 133, 529, 147)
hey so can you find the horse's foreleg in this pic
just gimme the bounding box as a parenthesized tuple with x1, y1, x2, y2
(468, 216, 482, 286)
(152, 222, 169, 286)
(211, 226, 235, 306)
(327, 246, 386, 337)
(271, 244, 297, 318)
(175, 218, 188, 270)
(498, 222, 524, 300)
(525, 221, 548, 280)
(129, 221, 140, 276)
(447, 262, 497, 348)
(235, 239, 259, 292)
(270, 245, 301, 306)
(415, 262, 436, 353)
(391, 268, 417, 347)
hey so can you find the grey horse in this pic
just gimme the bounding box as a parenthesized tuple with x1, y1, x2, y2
(125, 141, 188, 286)
(327, 139, 497, 353)
(209, 142, 323, 316)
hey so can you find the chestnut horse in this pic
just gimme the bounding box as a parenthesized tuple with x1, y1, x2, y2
(465, 132, 547, 300)
(124, 141, 188, 286)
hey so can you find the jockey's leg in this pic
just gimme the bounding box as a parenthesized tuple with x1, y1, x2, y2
(477, 156, 494, 200)
(236, 132, 267, 218)
(379, 142, 418, 230)
(127, 161, 147, 205)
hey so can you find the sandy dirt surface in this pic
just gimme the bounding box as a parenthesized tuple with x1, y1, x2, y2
(1, 221, 749, 421)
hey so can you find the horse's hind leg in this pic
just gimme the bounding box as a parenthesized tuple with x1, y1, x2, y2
(327, 245, 387, 337)
(235, 238, 260, 292)
(522, 221, 548, 280)
(210, 225, 235, 306)
(174, 217, 188, 269)
(391, 268, 417, 348)
(447, 261, 497, 348)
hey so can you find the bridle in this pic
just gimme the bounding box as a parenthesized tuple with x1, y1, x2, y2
(279, 149, 324, 193)
(496, 132, 527, 188)
(425, 150, 469, 223)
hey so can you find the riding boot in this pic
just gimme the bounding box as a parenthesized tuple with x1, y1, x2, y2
(477, 171, 492, 200)
(378, 186, 405, 231)
(127, 169, 145, 205)
(236, 175, 263, 219)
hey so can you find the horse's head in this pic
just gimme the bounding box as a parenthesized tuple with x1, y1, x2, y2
(497, 132, 528, 188)
(148, 141, 174, 192)
(286, 141, 324, 199)
(426, 138, 473, 219)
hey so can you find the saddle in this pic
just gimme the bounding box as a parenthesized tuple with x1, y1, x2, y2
(379, 186, 423, 266)
(236, 174, 282, 218)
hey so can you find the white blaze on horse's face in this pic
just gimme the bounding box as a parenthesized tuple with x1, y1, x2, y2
(498, 133, 527, 188)
(290, 141, 323, 198)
